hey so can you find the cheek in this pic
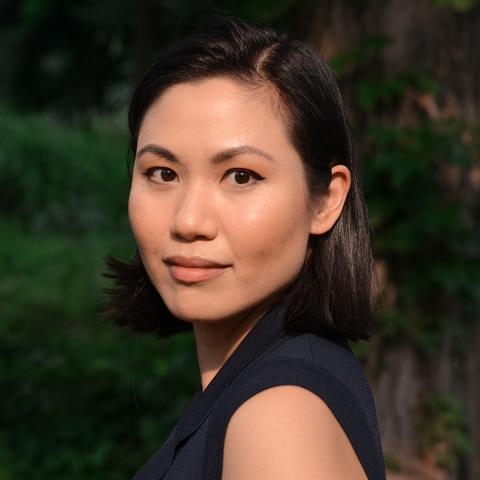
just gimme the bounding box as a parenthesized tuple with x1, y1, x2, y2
(128, 183, 166, 253)
(226, 186, 310, 279)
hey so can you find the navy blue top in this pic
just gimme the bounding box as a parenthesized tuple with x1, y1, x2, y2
(132, 301, 386, 480)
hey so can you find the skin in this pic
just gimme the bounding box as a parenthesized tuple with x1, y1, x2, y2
(128, 76, 360, 477)
(222, 385, 368, 479)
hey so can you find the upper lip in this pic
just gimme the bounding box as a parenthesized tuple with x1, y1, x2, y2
(164, 255, 229, 268)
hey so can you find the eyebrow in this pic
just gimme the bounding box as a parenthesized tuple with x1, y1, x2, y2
(135, 143, 274, 164)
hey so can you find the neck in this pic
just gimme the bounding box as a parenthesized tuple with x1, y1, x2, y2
(192, 298, 275, 392)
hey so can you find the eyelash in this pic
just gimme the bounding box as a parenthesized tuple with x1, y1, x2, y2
(142, 167, 265, 186)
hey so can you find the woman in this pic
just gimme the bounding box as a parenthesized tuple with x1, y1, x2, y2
(102, 12, 386, 480)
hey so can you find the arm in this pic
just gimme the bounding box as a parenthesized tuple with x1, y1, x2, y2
(222, 384, 368, 480)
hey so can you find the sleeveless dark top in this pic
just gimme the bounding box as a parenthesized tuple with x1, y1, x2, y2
(132, 301, 386, 480)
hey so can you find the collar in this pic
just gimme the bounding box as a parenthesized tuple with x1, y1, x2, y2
(174, 299, 289, 446)
(131, 300, 289, 480)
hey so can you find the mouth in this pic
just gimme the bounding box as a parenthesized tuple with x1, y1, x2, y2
(165, 264, 229, 283)
(163, 255, 230, 283)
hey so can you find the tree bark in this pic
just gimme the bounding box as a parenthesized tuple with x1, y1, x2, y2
(303, 1, 480, 478)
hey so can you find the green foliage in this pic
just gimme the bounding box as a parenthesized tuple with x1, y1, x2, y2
(419, 392, 473, 470)
(330, 34, 393, 77)
(356, 72, 438, 112)
(0, 0, 304, 112)
(362, 119, 480, 354)
(0, 106, 130, 233)
(0, 217, 200, 479)
(383, 453, 402, 473)
(21, 0, 58, 28)
(431, 0, 478, 11)
(0, 108, 201, 478)
(331, 30, 480, 356)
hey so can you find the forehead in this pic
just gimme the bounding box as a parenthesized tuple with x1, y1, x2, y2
(138, 76, 289, 143)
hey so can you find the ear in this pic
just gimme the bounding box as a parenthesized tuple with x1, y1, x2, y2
(309, 165, 351, 235)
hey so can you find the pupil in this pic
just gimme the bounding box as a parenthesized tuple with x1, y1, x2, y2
(235, 171, 250, 184)
(161, 169, 175, 181)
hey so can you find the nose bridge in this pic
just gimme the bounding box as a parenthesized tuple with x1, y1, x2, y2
(171, 180, 217, 239)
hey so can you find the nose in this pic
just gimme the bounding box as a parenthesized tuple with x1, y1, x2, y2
(170, 183, 219, 241)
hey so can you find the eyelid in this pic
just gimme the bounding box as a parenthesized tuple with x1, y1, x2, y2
(142, 166, 178, 181)
(223, 168, 265, 185)
(141, 166, 265, 185)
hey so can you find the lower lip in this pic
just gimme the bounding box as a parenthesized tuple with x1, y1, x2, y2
(166, 264, 229, 282)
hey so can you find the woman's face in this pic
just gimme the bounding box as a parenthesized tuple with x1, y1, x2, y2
(128, 76, 316, 323)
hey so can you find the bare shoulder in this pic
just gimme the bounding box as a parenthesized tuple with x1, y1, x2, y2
(222, 384, 368, 480)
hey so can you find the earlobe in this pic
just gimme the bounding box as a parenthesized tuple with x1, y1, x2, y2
(309, 165, 351, 235)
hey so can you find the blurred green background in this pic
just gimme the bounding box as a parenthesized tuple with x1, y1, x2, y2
(1, 1, 479, 479)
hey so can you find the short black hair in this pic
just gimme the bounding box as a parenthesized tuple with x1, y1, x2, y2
(99, 12, 378, 342)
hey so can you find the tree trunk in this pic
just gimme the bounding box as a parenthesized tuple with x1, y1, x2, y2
(303, 1, 480, 478)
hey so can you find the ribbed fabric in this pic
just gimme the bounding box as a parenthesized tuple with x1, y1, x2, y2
(131, 301, 386, 480)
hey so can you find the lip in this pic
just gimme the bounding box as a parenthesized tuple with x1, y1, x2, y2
(163, 255, 230, 283)
(164, 255, 229, 268)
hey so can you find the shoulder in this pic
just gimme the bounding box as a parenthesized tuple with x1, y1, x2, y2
(271, 331, 362, 377)
(266, 332, 377, 419)
(222, 384, 368, 480)
(203, 334, 385, 479)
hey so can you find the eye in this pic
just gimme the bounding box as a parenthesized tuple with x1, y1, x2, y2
(142, 167, 178, 183)
(224, 168, 265, 186)
(141, 167, 265, 186)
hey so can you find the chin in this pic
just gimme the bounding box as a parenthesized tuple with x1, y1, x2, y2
(164, 294, 258, 324)
(163, 296, 224, 322)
